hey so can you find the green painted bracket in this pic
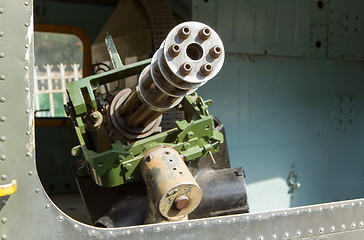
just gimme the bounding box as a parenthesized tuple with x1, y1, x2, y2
(66, 58, 151, 116)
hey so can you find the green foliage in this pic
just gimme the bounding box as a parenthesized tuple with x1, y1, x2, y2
(34, 32, 83, 69)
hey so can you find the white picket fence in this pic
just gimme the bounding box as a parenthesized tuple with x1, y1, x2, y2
(34, 63, 82, 117)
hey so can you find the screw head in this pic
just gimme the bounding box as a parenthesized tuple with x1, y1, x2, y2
(0, 53, 4, 58)
(0, 136, 6, 142)
(0, 8, 4, 14)
(0, 117, 5, 122)
(0, 155, 6, 161)
(174, 195, 190, 210)
(1, 218, 7, 223)
(0, 75, 5, 80)
(0, 97, 5, 103)
(1, 234, 7, 240)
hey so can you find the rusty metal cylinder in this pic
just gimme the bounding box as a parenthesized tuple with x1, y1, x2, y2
(140, 146, 202, 221)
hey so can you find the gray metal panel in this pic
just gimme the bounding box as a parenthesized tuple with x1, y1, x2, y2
(194, 0, 329, 57)
(328, 0, 364, 61)
(198, 54, 364, 212)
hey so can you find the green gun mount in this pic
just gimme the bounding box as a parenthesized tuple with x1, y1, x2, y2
(65, 21, 225, 188)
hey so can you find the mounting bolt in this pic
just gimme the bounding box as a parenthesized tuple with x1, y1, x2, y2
(91, 112, 99, 120)
(174, 195, 190, 210)
(178, 26, 191, 39)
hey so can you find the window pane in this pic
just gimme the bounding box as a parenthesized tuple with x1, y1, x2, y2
(34, 32, 83, 117)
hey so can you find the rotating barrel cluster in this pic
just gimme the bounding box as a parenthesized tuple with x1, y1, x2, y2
(107, 21, 225, 139)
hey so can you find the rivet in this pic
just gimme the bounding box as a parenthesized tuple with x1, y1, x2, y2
(218, 219, 222, 223)
(272, 235, 277, 239)
(0, 155, 6, 161)
(360, 202, 363, 206)
(284, 233, 289, 238)
(341, 224, 345, 230)
(1, 175, 6, 180)
(45, 204, 50, 209)
(188, 223, 192, 227)
(24, 66, 29, 70)
(25, 109, 30, 113)
(0, 52, 4, 58)
(59, 216, 64, 220)
(139, 229, 144, 233)
(0, 97, 5, 103)
(25, 87, 29, 92)
(26, 152, 31, 157)
(246, 216, 250, 220)
(232, 217, 236, 222)
(330, 226, 335, 231)
(26, 131, 30, 135)
(360, 221, 363, 227)
(271, 213, 275, 217)
(1, 200, 6, 206)
(126, 230, 130, 234)
(0, 75, 5, 80)
(24, 22, 29, 27)
(91, 230, 95, 234)
(1, 234, 7, 240)
(156, 227, 160, 232)
(0, 32, 3, 37)
(25, 44, 29, 48)
(319, 207, 323, 211)
(1, 218, 6, 224)
(259, 215, 262, 219)
(35, 189, 40, 193)
(259, 236, 263, 240)
(0, 117, 5, 122)
(352, 223, 356, 228)
(319, 227, 324, 233)
(28, 171, 33, 176)
(109, 231, 113, 235)
(284, 212, 287, 216)
(24, 2, 29, 6)
(296, 231, 300, 236)
(172, 225, 176, 229)
(74, 224, 78, 228)
(0, 8, 4, 14)
(0, 136, 6, 142)
(308, 229, 312, 234)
